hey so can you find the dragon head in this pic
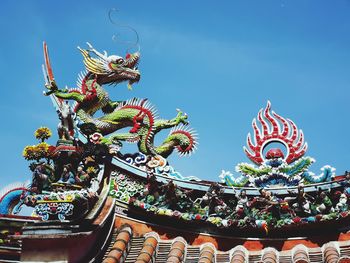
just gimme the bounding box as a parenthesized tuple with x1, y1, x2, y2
(78, 42, 140, 89)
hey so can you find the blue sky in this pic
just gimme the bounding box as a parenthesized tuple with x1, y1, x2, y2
(1, 0, 350, 187)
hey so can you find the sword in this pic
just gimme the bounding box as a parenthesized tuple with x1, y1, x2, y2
(42, 41, 63, 112)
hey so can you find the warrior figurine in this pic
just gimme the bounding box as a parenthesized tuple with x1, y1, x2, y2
(287, 186, 314, 216)
(314, 189, 334, 214)
(234, 189, 249, 218)
(57, 101, 75, 141)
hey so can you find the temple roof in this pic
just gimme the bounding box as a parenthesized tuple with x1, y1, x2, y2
(1, 41, 349, 263)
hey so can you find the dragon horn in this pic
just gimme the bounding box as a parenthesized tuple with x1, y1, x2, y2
(78, 46, 107, 75)
(86, 42, 108, 60)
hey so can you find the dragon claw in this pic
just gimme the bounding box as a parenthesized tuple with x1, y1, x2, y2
(173, 109, 189, 125)
(43, 80, 67, 96)
(179, 115, 188, 125)
(45, 80, 58, 91)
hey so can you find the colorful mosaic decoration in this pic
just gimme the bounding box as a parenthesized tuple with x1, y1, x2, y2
(221, 101, 336, 187)
(35, 202, 74, 221)
(109, 172, 144, 203)
(120, 153, 200, 181)
(27, 190, 95, 221)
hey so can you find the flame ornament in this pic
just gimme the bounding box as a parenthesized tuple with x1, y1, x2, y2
(244, 101, 307, 165)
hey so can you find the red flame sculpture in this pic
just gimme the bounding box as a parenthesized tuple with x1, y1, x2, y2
(244, 101, 307, 165)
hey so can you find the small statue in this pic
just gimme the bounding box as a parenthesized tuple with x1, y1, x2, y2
(156, 180, 192, 211)
(341, 171, 350, 195)
(201, 183, 222, 207)
(75, 165, 91, 187)
(30, 162, 53, 193)
(236, 190, 248, 210)
(58, 164, 75, 184)
(161, 180, 180, 210)
(57, 101, 75, 140)
(201, 183, 228, 216)
(257, 189, 281, 219)
(144, 171, 161, 199)
(176, 188, 194, 211)
(314, 189, 334, 214)
(287, 185, 314, 216)
(252, 189, 271, 209)
(335, 191, 348, 212)
(234, 189, 249, 218)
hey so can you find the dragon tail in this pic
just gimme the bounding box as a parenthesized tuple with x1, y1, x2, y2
(219, 170, 250, 187)
(156, 125, 198, 158)
(302, 165, 336, 184)
(0, 182, 29, 215)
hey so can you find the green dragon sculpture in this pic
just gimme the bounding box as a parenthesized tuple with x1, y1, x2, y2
(44, 43, 197, 158)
